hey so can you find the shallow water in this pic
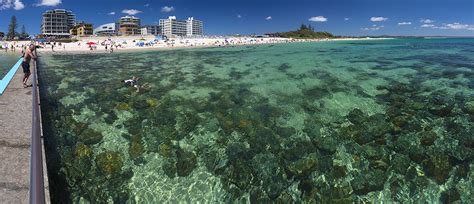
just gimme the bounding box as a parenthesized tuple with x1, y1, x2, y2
(39, 38, 474, 203)
(0, 53, 20, 79)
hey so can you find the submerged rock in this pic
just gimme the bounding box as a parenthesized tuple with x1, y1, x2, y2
(176, 149, 197, 177)
(419, 130, 438, 146)
(288, 153, 318, 177)
(79, 128, 103, 145)
(428, 96, 455, 117)
(128, 135, 145, 160)
(463, 100, 474, 114)
(95, 151, 124, 175)
(423, 152, 452, 184)
(351, 169, 386, 195)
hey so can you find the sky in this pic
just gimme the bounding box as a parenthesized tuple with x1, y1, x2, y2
(0, 0, 473, 36)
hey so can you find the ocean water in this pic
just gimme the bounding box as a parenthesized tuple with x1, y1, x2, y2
(0, 53, 21, 79)
(38, 38, 474, 203)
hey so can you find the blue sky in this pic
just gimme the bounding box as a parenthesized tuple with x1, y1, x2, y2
(0, 0, 473, 36)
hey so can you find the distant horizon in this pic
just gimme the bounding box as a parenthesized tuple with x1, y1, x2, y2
(0, 0, 473, 37)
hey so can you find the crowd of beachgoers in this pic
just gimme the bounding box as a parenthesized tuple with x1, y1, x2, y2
(0, 36, 385, 54)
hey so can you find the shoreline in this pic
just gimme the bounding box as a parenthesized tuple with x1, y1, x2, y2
(2, 37, 394, 56)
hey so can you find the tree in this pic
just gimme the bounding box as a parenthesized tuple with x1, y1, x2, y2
(299, 24, 308, 31)
(7, 16, 17, 40)
(20, 25, 28, 39)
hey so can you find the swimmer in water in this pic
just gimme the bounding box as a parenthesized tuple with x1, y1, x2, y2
(122, 76, 140, 92)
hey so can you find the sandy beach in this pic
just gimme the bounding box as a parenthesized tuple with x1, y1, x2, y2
(1, 36, 392, 55)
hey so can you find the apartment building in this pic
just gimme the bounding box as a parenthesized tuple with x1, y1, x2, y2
(119, 16, 141, 36)
(186, 17, 203, 36)
(41, 9, 76, 38)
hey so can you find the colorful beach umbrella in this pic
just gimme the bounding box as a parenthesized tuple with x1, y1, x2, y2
(86, 42, 96, 45)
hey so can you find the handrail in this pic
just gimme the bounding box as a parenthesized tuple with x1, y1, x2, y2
(29, 56, 46, 204)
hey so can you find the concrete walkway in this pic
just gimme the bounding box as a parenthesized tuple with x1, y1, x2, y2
(0, 62, 50, 203)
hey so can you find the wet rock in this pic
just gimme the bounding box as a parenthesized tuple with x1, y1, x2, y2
(250, 188, 271, 203)
(366, 113, 393, 137)
(277, 63, 291, 72)
(390, 154, 411, 175)
(330, 184, 353, 204)
(423, 152, 452, 184)
(332, 165, 347, 178)
(79, 128, 103, 145)
(276, 191, 294, 203)
(128, 135, 145, 160)
(95, 151, 123, 175)
(223, 160, 254, 190)
(288, 153, 318, 177)
(392, 115, 411, 128)
(131, 99, 149, 110)
(428, 96, 454, 117)
(351, 169, 386, 195)
(440, 188, 460, 204)
(252, 153, 288, 200)
(303, 87, 331, 99)
(146, 98, 160, 108)
(115, 102, 130, 111)
(176, 149, 197, 177)
(419, 130, 438, 146)
(158, 143, 172, 157)
(347, 108, 366, 125)
(162, 157, 177, 178)
(74, 143, 92, 158)
(463, 101, 474, 114)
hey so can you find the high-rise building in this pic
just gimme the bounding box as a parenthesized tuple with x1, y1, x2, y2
(159, 16, 187, 37)
(70, 22, 93, 37)
(93, 23, 119, 36)
(141, 25, 161, 35)
(41, 9, 76, 38)
(119, 16, 141, 36)
(186, 17, 203, 36)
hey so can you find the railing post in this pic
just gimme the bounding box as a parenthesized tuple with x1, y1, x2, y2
(29, 56, 45, 204)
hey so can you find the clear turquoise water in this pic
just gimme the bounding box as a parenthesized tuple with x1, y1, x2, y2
(39, 38, 474, 203)
(0, 53, 21, 79)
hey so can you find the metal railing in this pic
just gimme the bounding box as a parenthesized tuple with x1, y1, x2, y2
(29, 57, 46, 204)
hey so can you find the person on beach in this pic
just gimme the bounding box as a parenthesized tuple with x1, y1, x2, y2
(122, 76, 140, 92)
(22, 44, 37, 88)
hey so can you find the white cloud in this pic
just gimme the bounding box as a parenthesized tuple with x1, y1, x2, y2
(0, 0, 24, 10)
(362, 25, 384, 31)
(309, 16, 327, 22)
(420, 19, 434, 24)
(237, 14, 242, 18)
(122, 9, 142, 15)
(398, 22, 412, 25)
(432, 23, 474, 31)
(444, 23, 474, 30)
(265, 16, 272, 20)
(370, 17, 388, 22)
(37, 0, 61, 6)
(108, 11, 115, 15)
(14, 0, 23, 10)
(344, 18, 350, 21)
(161, 6, 174, 13)
(421, 24, 434, 28)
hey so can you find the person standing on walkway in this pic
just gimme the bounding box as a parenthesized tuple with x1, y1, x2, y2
(22, 44, 37, 88)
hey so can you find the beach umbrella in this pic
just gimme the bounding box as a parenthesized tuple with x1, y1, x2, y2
(86, 42, 96, 45)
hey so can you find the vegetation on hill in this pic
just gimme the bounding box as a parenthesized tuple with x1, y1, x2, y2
(270, 24, 334, 39)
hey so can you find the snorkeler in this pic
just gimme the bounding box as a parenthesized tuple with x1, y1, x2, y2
(122, 76, 140, 92)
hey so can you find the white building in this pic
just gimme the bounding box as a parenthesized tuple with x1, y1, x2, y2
(41, 9, 76, 38)
(159, 16, 203, 37)
(141, 25, 160, 35)
(186, 17, 203, 36)
(159, 16, 187, 37)
(93, 23, 118, 36)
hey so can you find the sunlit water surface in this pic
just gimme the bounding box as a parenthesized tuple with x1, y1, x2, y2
(38, 38, 474, 203)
